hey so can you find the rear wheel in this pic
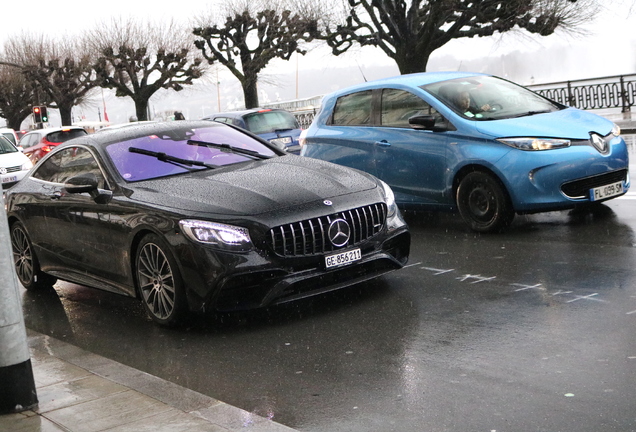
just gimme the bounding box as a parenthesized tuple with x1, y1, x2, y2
(10, 222, 57, 290)
(135, 234, 187, 327)
(456, 171, 514, 233)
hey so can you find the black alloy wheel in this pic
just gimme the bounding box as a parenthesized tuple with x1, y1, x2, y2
(135, 234, 187, 327)
(456, 171, 514, 233)
(10, 222, 57, 290)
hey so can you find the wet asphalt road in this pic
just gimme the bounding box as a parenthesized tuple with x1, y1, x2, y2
(21, 144, 636, 432)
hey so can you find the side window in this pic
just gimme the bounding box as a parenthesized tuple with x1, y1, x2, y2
(21, 134, 36, 149)
(32, 147, 107, 189)
(332, 91, 372, 126)
(381, 89, 438, 127)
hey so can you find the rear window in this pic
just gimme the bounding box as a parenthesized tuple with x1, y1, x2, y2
(243, 111, 299, 134)
(1, 132, 17, 146)
(46, 129, 87, 143)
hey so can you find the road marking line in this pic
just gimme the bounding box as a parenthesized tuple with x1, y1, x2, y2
(422, 267, 455, 275)
(456, 274, 496, 284)
(566, 293, 606, 303)
(510, 283, 544, 292)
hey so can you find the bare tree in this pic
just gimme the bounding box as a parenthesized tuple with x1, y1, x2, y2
(3, 33, 99, 126)
(193, 0, 319, 109)
(320, 0, 600, 74)
(90, 18, 204, 122)
(0, 64, 40, 130)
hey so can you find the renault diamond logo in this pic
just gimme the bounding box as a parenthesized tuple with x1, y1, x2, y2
(590, 134, 607, 153)
(328, 218, 351, 247)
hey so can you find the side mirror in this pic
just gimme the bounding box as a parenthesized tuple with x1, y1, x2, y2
(408, 115, 437, 130)
(64, 173, 112, 204)
(409, 115, 455, 132)
(64, 174, 99, 194)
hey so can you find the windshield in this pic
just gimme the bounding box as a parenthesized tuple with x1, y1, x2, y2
(105, 124, 277, 181)
(422, 75, 563, 121)
(0, 135, 18, 154)
(244, 110, 300, 134)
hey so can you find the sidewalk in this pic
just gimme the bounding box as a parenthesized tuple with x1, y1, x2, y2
(1, 330, 298, 432)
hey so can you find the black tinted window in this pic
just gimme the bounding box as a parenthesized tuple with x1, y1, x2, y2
(33, 147, 106, 188)
(45, 129, 87, 143)
(332, 91, 372, 126)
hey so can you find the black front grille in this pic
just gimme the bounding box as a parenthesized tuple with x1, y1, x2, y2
(267, 203, 386, 257)
(561, 169, 628, 199)
(2, 166, 21, 173)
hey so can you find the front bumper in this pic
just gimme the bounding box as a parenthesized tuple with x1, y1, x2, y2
(498, 135, 630, 213)
(176, 214, 410, 312)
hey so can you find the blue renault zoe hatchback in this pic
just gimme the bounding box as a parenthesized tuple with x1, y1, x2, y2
(301, 72, 630, 232)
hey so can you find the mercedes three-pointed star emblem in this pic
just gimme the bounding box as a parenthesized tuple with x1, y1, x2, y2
(328, 218, 351, 247)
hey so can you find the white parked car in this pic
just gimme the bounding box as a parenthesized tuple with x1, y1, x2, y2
(0, 127, 20, 149)
(0, 135, 33, 189)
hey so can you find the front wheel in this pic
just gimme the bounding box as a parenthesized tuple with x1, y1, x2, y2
(135, 234, 187, 327)
(10, 222, 57, 290)
(456, 172, 514, 233)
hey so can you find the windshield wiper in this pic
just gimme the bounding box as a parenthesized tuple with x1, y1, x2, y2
(129, 147, 219, 170)
(187, 139, 272, 160)
(508, 109, 553, 119)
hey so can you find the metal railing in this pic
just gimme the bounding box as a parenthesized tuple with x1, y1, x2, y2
(527, 74, 636, 114)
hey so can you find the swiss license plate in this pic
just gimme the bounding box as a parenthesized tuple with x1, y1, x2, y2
(325, 248, 361, 269)
(1, 175, 17, 183)
(590, 181, 624, 201)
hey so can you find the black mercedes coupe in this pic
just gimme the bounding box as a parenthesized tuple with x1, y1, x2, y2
(7, 121, 410, 326)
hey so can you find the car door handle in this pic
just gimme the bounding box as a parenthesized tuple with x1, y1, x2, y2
(50, 191, 62, 200)
(375, 140, 391, 147)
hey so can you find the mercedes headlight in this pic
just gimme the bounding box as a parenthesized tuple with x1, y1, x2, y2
(497, 137, 570, 151)
(180, 220, 252, 252)
(380, 180, 398, 218)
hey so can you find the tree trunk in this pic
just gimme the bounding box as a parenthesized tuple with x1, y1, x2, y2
(242, 74, 259, 109)
(59, 106, 73, 127)
(394, 49, 433, 75)
(135, 98, 150, 121)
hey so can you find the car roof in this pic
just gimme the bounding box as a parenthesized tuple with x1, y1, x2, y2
(326, 71, 488, 96)
(23, 126, 86, 135)
(204, 108, 288, 119)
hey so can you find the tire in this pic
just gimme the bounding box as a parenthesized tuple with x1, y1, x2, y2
(456, 171, 514, 233)
(135, 234, 187, 327)
(10, 222, 57, 290)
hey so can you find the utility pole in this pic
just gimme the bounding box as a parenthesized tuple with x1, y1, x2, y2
(0, 193, 38, 413)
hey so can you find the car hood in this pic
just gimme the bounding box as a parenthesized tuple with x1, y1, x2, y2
(474, 108, 615, 140)
(128, 156, 379, 215)
(0, 151, 29, 168)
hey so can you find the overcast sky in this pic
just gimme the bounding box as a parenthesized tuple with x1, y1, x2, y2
(2, 0, 636, 125)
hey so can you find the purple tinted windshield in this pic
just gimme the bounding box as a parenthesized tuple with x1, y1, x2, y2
(105, 125, 276, 181)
